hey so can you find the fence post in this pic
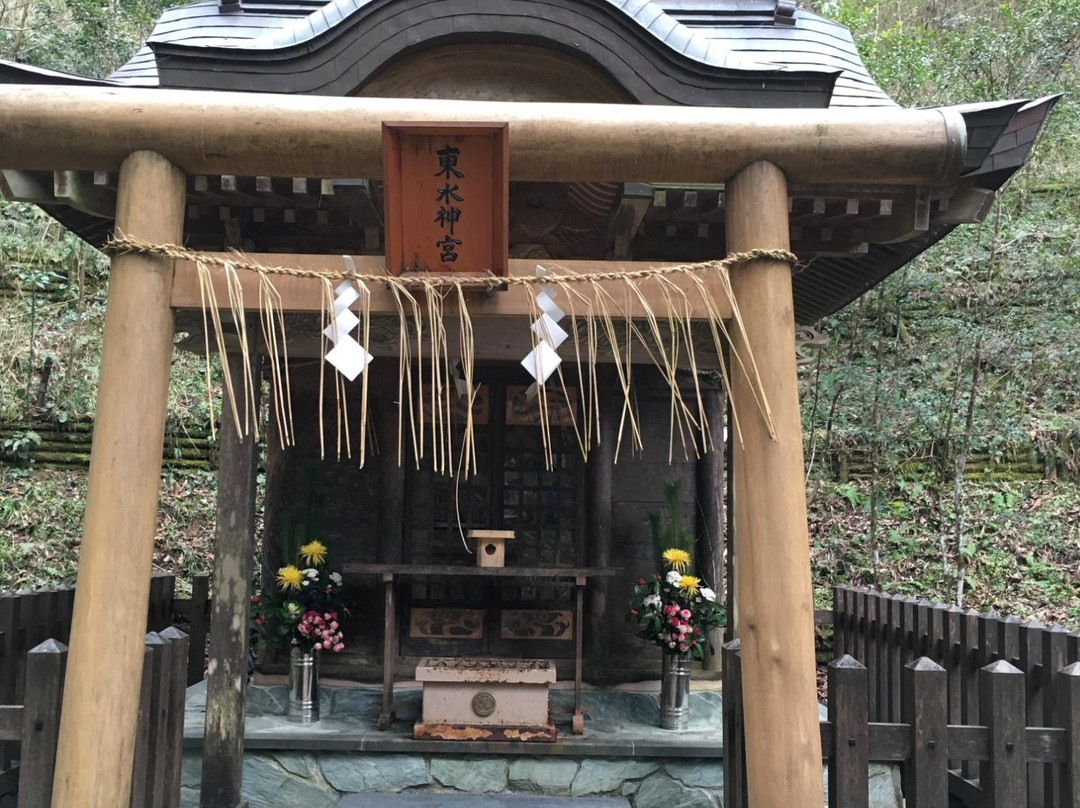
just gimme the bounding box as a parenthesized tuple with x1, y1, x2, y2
(834, 587, 847, 659)
(722, 640, 748, 808)
(1056, 663, 1080, 808)
(13, 590, 32, 704)
(945, 605, 963, 770)
(929, 603, 947, 664)
(979, 660, 1027, 808)
(876, 595, 889, 723)
(888, 595, 903, 722)
(187, 573, 210, 686)
(980, 612, 1001, 665)
(854, 589, 866, 664)
(158, 627, 189, 808)
(0, 593, 18, 769)
(960, 608, 981, 780)
(901, 657, 948, 808)
(828, 655, 869, 808)
(916, 600, 931, 659)
(142, 632, 168, 808)
(1045, 625, 1070, 803)
(999, 615, 1021, 667)
(129, 644, 154, 808)
(18, 639, 68, 808)
(1020, 620, 1046, 808)
(866, 592, 879, 721)
(43, 591, 62, 645)
(902, 597, 917, 667)
(56, 586, 75, 644)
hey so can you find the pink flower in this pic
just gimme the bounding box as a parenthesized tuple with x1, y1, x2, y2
(323, 639, 332, 648)
(679, 644, 689, 653)
(333, 643, 344, 652)
(668, 641, 676, 649)
(330, 621, 339, 630)
(680, 609, 691, 619)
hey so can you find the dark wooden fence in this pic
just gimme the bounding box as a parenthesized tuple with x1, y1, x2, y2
(0, 572, 211, 709)
(0, 630, 190, 808)
(724, 586, 1080, 807)
(0, 574, 209, 807)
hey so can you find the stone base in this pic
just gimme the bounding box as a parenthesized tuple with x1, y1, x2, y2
(413, 721, 558, 743)
(181, 683, 904, 808)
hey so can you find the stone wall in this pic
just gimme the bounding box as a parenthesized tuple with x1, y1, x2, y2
(180, 751, 903, 808)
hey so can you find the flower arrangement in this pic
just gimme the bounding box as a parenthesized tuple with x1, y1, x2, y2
(252, 540, 349, 655)
(628, 480, 725, 660)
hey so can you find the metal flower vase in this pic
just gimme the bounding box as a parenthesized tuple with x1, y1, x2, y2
(659, 652, 691, 730)
(288, 646, 320, 722)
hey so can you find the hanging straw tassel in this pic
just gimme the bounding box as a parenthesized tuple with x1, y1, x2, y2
(106, 235, 787, 472)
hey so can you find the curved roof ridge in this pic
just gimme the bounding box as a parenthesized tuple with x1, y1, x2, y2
(244, 0, 798, 76)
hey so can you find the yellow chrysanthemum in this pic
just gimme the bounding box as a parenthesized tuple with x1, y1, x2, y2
(299, 540, 328, 566)
(677, 575, 701, 596)
(662, 548, 691, 571)
(277, 565, 304, 591)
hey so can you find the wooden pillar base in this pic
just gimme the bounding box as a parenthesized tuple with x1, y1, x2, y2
(51, 150, 185, 808)
(726, 161, 823, 807)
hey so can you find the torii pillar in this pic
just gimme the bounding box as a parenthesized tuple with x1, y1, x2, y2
(51, 150, 186, 808)
(726, 160, 823, 806)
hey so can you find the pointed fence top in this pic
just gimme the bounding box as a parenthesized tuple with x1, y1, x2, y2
(29, 638, 68, 654)
(982, 659, 1023, 675)
(829, 655, 866, 670)
(906, 656, 946, 673)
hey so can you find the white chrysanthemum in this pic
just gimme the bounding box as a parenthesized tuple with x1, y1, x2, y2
(701, 587, 716, 602)
(329, 572, 343, 585)
(643, 594, 661, 607)
(665, 570, 681, 585)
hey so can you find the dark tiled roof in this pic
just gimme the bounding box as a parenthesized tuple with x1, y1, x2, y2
(103, 0, 882, 106)
(126, 0, 842, 105)
(0, 61, 113, 86)
(656, 2, 894, 107)
(791, 94, 1060, 322)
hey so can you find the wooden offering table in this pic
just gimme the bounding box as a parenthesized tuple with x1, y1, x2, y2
(341, 564, 619, 734)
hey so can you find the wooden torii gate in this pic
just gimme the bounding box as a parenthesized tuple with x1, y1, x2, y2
(0, 84, 965, 808)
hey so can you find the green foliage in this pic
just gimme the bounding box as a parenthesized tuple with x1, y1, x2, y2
(0, 429, 40, 464)
(0, 465, 220, 591)
(0, 0, 190, 78)
(802, 0, 1080, 510)
(647, 478, 693, 568)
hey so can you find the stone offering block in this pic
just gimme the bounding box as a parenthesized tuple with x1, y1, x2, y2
(413, 657, 557, 742)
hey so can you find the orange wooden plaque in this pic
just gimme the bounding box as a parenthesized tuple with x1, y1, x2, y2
(382, 122, 509, 278)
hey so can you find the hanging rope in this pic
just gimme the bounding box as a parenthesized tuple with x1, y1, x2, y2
(104, 234, 797, 473)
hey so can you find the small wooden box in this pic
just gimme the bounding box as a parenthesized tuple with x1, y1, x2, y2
(469, 529, 515, 567)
